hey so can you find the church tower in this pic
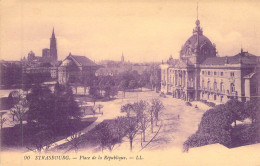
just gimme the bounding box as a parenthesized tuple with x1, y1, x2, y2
(50, 28, 58, 62)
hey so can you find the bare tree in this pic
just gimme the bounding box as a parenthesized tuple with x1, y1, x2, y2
(121, 103, 134, 117)
(133, 100, 150, 143)
(10, 96, 28, 146)
(10, 99, 28, 124)
(93, 121, 123, 152)
(117, 116, 139, 152)
(151, 98, 164, 126)
(148, 106, 155, 133)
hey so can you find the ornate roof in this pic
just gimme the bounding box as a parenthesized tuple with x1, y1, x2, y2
(180, 19, 216, 62)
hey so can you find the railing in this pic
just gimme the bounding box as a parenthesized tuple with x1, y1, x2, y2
(199, 87, 225, 94)
(226, 90, 237, 96)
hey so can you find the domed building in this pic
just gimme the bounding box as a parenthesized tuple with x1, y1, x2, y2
(180, 19, 216, 64)
(161, 18, 260, 103)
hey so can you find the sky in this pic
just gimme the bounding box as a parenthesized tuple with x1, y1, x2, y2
(1, 0, 260, 62)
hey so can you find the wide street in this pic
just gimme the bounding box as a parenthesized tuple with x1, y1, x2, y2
(62, 89, 210, 153)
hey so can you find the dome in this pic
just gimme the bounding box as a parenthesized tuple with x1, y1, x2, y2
(179, 20, 216, 63)
(180, 34, 213, 56)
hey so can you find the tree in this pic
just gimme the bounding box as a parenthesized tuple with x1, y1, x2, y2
(132, 100, 150, 143)
(27, 84, 80, 134)
(119, 80, 128, 98)
(0, 63, 23, 87)
(128, 80, 138, 91)
(93, 120, 124, 152)
(26, 84, 55, 127)
(89, 85, 99, 105)
(147, 64, 161, 91)
(244, 98, 260, 124)
(148, 106, 155, 133)
(224, 99, 246, 127)
(109, 86, 118, 99)
(138, 74, 149, 91)
(151, 98, 164, 126)
(10, 95, 29, 146)
(121, 103, 134, 117)
(117, 116, 139, 152)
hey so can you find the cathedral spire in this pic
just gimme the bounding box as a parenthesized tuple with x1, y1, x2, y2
(51, 27, 55, 38)
(50, 27, 57, 62)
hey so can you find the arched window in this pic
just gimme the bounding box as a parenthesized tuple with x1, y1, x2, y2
(230, 83, 235, 92)
(202, 79, 205, 88)
(207, 79, 210, 89)
(220, 82, 224, 92)
(213, 80, 217, 91)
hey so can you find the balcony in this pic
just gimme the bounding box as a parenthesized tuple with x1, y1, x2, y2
(226, 90, 238, 96)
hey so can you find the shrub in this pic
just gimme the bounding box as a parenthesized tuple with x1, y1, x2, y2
(183, 133, 218, 152)
(183, 104, 233, 151)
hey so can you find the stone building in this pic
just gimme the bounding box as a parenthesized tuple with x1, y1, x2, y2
(161, 18, 260, 104)
(58, 53, 99, 84)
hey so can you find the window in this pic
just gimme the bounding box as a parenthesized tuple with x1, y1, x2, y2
(220, 72, 224, 76)
(202, 71, 204, 75)
(230, 72, 235, 77)
(214, 95, 217, 100)
(213, 80, 217, 90)
(202, 79, 205, 88)
(230, 83, 235, 92)
(207, 79, 210, 89)
(208, 71, 210, 76)
(214, 71, 217, 76)
(220, 82, 224, 92)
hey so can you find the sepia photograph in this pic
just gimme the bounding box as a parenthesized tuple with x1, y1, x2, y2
(0, 0, 260, 165)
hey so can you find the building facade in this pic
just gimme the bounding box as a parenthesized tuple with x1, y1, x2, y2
(58, 53, 99, 84)
(161, 19, 260, 104)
